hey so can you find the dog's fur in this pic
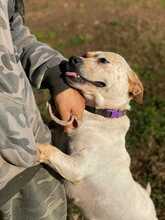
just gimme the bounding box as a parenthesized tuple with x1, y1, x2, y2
(38, 52, 158, 220)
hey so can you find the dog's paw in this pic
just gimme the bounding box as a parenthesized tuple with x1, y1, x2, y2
(37, 144, 53, 163)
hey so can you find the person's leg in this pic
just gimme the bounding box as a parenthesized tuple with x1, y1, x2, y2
(0, 166, 67, 220)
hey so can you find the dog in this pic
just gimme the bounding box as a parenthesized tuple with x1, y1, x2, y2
(37, 52, 158, 220)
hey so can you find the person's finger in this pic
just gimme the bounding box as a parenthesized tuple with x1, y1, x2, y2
(54, 96, 70, 120)
(59, 107, 74, 132)
(69, 107, 84, 130)
(64, 122, 74, 133)
(59, 107, 70, 121)
(53, 99, 74, 132)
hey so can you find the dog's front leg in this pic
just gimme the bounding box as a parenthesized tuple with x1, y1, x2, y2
(37, 144, 89, 183)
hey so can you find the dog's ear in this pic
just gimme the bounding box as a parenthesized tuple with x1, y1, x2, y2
(128, 71, 144, 104)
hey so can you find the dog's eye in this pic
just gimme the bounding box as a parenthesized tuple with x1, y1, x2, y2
(94, 81, 106, 87)
(98, 58, 110, 64)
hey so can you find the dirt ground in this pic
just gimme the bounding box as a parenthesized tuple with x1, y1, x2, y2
(25, 0, 165, 219)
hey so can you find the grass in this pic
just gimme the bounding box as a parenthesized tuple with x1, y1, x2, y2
(35, 31, 57, 42)
(26, 0, 165, 219)
(160, 0, 165, 7)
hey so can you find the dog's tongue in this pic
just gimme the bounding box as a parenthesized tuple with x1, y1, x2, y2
(65, 72, 78, 77)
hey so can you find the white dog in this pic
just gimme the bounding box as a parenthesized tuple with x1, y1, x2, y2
(38, 52, 158, 220)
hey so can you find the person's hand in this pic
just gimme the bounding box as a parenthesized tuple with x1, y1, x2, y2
(54, 88, 85, 132)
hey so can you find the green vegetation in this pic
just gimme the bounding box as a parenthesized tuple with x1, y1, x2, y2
(160, 0, 165, 7)
(35, 31, 57, 42)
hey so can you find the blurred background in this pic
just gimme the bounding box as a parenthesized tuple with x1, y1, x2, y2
(25, 0, 165, 219)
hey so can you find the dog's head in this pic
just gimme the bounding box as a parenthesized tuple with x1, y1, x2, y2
(61, 51, 143, 110)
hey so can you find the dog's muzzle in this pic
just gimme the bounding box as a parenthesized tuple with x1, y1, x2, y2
(61, 56, 106, 88)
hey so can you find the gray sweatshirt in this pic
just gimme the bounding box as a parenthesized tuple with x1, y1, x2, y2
(8, 0, 68, 94)
(0, 0, 68, 200)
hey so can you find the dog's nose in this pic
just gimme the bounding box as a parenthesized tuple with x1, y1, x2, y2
(69, 56, 82, 65)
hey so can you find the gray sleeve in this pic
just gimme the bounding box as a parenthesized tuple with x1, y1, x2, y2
(10, 12, 68, 91)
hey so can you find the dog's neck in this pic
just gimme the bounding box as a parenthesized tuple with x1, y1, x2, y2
(85, 97, 131, 119)
(82, 109, 130, 139)
(85, 92, 131, 112)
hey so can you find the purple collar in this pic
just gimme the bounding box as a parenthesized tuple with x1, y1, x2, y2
(86, 107, 126, 119)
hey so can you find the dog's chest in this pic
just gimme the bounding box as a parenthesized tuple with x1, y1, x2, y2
(65, 113, 157, 220)
(68, 111, 129, 155)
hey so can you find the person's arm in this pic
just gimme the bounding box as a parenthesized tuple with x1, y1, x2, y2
(10, 12, 69, 95)
(10, 10, 85, 131)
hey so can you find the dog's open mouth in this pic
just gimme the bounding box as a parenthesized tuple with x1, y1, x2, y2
(60, 58, 106, 88)
(65, 71, 84, 83)
(64, 71, 106, 88)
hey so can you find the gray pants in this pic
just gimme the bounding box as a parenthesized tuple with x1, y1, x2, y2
(0, 2, 67, 219)
(0, 167, 67, 220)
